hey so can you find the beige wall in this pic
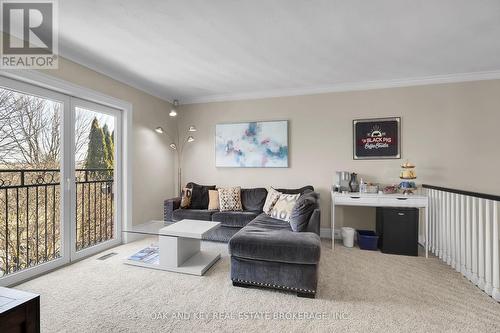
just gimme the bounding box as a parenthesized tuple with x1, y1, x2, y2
(40, 58, 176, 226)
(179, 80, 500, 230)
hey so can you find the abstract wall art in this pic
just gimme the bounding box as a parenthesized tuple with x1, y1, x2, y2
(215, 120, 288, 168)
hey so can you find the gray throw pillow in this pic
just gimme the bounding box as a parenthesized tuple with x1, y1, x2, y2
(189, 183, 216, 209)
(289, 191, 319, 232)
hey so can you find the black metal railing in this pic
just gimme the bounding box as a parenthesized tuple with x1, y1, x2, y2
(0, 168, 114, 277)
(75, 169, 114, 252)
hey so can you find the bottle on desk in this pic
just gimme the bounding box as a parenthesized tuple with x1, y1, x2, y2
(359, 178, 367, 193)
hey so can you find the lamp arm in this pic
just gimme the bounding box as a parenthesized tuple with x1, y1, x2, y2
(179, 136, 190, 154)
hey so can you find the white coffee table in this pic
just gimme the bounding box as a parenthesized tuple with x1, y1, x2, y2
(123, 219, 221, 276)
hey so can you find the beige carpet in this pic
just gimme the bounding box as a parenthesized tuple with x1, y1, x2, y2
(16, 238, 500, 333)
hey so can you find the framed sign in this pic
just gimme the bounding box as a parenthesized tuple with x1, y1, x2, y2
(353, 117, 401, 160)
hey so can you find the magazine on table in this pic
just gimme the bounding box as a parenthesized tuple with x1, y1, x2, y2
(128, 245, 159, 264)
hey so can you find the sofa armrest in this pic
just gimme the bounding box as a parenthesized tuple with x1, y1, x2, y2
(164, 197, 181, 221)
(306, 208, 320, 236)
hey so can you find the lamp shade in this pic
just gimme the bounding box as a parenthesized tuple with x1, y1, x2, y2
(155, 127, 164, 134)
(187, 136, 195, 143)
(169, 143, 177, 150)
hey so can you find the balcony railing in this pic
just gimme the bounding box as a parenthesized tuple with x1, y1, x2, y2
(0, 168, 114, 277)
(423, 184, 500, 303)
(75, 169, 114, 252)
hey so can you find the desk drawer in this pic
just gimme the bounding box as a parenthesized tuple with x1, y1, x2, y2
(334, 195, 379, 206)
(381, 197, 426, 207)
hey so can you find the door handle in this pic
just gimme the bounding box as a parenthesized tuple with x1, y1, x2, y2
(350, 196, 360, 199)
(398, 212, 405, 216)
(396, 197, 408, 200)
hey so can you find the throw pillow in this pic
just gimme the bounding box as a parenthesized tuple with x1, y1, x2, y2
(270, 193, 300, 222)
(263, 187, 281, 215)
(189, 183, 216, 209)
(180, 187, 192, 209)
(289, 191, 319, 232)
(208, 190, 220, 210)
(218, 187, 243, 212)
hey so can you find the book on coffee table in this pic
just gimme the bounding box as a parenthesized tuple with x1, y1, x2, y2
(128, 246, 159, 265)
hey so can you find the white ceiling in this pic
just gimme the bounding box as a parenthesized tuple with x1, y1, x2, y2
(58, 0, 500, 103)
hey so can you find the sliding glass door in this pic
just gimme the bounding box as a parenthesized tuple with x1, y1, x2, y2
(0, 77, 122, 285)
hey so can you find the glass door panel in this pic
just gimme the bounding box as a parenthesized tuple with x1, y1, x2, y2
(0, 77, 70, 285)
(71, 99, 121, 258)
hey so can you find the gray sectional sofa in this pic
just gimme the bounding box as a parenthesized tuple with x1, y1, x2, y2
(164, 183, 321, 298)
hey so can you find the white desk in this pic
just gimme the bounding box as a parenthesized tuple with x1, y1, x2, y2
(331, 191, 430, 258)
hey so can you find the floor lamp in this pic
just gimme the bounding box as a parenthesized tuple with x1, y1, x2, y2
(155, 99, 196, 195)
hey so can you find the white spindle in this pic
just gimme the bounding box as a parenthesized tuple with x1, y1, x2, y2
(455, 194, 460, 270)
(431, 190, 437, 254)
(460, 195, 466, 275)
(492, 201, 499, 302)
(429, 190, 434, 253)
(427, 189, 432, 253)
(484, 200, 493, 295)
(455, 194, 461, 271)
(478, 199, 485, 290)
(436, 191, 440, 257)
(430, 190, 435, 254)
(434, 191, 439, 256)
(443, 191, 448, 262)
(450, 193, 456, 268)
(471, 197, 479, 285)
(465, 196, 472, 280)
(455, 194, 460, 271)
(441, 191, 446, 260)
(450, 193, 454, 266)
(438, 191, 446, 259)
(434, 191, 438, 255)
(456, 195, 460, 271)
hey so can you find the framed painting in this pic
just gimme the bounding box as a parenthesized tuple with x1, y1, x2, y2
(215, 120, 288, 168)
(353, 117, 401, 160)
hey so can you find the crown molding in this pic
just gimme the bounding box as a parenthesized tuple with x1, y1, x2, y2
(180, 70, 500, 105)
(55, 42, 500, 106)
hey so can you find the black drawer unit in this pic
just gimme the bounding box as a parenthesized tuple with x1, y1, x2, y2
(376, 207, 419, 256)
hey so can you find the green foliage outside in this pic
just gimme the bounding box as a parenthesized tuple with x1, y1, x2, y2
(102, 124, 114, 168)
(85, 118, 114, 169)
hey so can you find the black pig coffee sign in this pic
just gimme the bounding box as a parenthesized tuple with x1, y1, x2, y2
(353, 117, 401, 159)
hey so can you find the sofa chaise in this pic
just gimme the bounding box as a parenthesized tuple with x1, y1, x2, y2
(164, 183, 321, 298)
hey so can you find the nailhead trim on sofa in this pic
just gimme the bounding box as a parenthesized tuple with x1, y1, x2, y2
(233, 279, 316, 294)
